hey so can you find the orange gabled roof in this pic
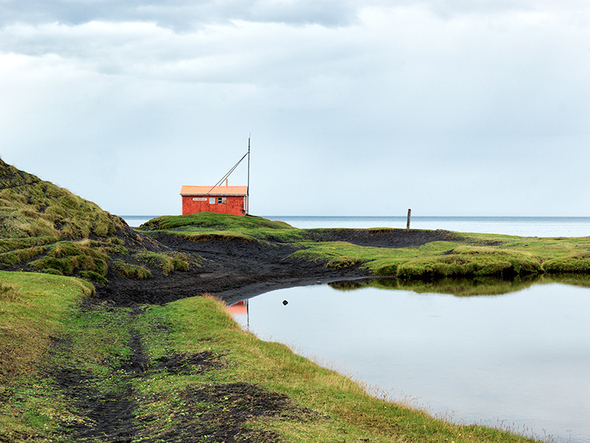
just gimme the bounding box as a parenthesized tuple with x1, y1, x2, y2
(180, 185, 248, 196)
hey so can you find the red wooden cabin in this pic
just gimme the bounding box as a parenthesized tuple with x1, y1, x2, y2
(180, 185, 248, 216)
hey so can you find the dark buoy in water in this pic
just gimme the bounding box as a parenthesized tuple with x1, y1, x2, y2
(282, 300, 288, 306)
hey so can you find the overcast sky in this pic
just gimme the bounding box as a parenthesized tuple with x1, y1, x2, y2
(1, 0, 589, 217)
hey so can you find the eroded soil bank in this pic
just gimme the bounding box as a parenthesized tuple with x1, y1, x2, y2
(95, 228, 458, 306)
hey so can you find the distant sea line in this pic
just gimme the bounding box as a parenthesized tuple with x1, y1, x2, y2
(120, 215, 590, 238)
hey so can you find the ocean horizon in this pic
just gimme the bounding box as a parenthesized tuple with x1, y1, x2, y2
(121, 215, 590, 238)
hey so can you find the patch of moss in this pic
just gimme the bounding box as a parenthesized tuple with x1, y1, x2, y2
(134, 251, 192, 275)
(0, 246, 48, 268)
(111, 259, 152, 280)
(326, 256, 364, 269)
(79, 270, 109, 285)
(29, 241, 109, 277)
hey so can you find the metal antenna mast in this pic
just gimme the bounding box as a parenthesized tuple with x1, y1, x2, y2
(247, 135, 251, 215)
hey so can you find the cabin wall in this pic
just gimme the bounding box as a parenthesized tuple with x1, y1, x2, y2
(182, 195, 246, 216)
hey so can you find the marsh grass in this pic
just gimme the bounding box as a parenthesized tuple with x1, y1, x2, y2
(140, 213, 590, 282)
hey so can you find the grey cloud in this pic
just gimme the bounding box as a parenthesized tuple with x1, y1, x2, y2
(1, 1, 589, 216)
(1, 0, 586, 30)
(0, 0, 363, 29)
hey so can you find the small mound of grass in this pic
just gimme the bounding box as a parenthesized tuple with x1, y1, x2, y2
(140, 212, 293, 232)
(396, 246, 542, 280)
(134, 251, 193, 275)
(79, 270, 109, 284)
(29, 241, 109, 277)
(0, 245, 48, 268)
(139, 213, 310, 244)
(111, 259, 152, 279)
(326, 256, 365, 269)
(543, 254, 590, 273)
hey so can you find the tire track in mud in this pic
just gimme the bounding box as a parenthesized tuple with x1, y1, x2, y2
(52, 306, 148, 442)
(51, 304, 318, 442)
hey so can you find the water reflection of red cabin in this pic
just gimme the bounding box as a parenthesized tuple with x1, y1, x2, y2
(227, 300, 248, 316)
(181, 185, 248, 216)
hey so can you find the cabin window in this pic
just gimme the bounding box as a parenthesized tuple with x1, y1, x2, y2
(209, 198, 215, 204)
(218, 197, 227, 204)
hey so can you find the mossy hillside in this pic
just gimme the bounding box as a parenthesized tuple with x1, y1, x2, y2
(0, 158, 126, 240)
(0, 159, 193, 282)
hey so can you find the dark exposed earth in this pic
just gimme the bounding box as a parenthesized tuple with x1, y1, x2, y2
(95, 227, 460, 307)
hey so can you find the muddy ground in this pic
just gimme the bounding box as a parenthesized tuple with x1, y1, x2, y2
(95, 228, 460, 306)
(49, 299, 322, 443)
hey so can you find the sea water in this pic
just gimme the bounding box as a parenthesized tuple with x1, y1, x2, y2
(122, 215, 590, 237)
(266, 216, 590, 238)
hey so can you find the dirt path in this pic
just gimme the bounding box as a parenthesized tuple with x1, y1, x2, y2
(50, 305, 316, 442)
(52, 308, 147, 442)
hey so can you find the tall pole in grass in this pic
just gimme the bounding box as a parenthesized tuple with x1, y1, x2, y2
(247, 136, 251, 215)
(406, 208, 411, 230)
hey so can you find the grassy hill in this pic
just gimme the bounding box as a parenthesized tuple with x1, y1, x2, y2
(0, 158, 127, 240)
(0, 158, 191, 284)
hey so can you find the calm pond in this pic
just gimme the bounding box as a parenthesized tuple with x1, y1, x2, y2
(229, 282, 590, 443)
